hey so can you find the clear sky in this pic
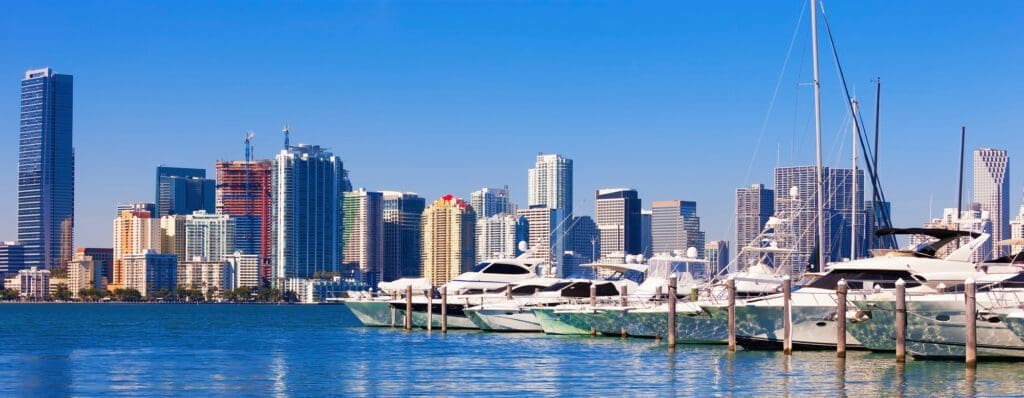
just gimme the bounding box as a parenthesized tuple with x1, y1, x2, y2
(1, 1, 1022, 248)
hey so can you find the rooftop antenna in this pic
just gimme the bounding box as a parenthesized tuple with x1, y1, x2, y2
(283, 124, 290, 149)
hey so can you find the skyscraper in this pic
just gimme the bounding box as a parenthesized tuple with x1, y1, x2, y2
(122, 250, 177, 297)
(973, 148, 1010, 257)
(421, 195, 476, 286)
(705, 240, 729, 275)
(568, 215, 600, 265)
(18, 68, 74, 270)
(528, 153, 573, 216)
(735, 184, 774, 268)
(595, 188, 642, 258)
(470, 187, 515, 219)
(342, 189, 384, 286)
(774, 166, 865, 274)
(1011, 197, 1024, 255)
(651, 200, 706, 258)
(184, 211, 236, 263)
(382, 191, 425, 281)
(640, 210, 653, 258)
(216, 160, 272, 266)
(155, 166, 215, 218)
(112, 208, 161, 289)
(271, 144, 346, 283)
(516, 207, 568, 276)
(159, 215, 187, 263)
(476, 213, 527, 262)
(910, 205, 993, 263)
(76, 248, 113, 289)
(0, 242, 26, 277)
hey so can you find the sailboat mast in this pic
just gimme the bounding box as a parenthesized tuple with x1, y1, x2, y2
(811, 0, 827, 271)
(851, 99, 859, 260)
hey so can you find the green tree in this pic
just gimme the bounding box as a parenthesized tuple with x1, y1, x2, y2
(52, 284, 73, 301)
(283, 290, 298, 303)
(1, 288, 19, 301)
(150, 288, 172, 300)
(205, 286, 218, 301)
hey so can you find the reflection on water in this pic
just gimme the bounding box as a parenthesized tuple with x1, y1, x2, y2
(0, 304, 1022, 396)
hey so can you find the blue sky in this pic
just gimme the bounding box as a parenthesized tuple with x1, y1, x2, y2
(1, 1, 1022, 248)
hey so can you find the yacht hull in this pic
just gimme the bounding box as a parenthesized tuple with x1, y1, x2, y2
(343, 300, 395, 327)
(466, 307, 543, 332)
(391, 303, 479, 330)
(532, 308, 593, 335)
(617, 304, 727, 343)
(845, 302, 897, 352)
(703, 302, 862, 350)
(901, 301, 1024, 359)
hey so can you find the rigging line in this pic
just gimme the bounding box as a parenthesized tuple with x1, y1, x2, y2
(740, 0, 808, 186)
(819, 1, 897, 248)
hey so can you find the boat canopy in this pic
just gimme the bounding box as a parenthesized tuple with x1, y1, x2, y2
(874, 227, 982, 258)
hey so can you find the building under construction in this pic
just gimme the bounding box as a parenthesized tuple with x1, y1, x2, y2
(215, 160, 272, 280)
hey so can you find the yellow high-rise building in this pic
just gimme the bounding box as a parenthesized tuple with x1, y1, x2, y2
(421, 194, 476, 286)
(111, 208, 161, 290)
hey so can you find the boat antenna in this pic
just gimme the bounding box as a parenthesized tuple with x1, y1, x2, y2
(957, 126, 966, 221)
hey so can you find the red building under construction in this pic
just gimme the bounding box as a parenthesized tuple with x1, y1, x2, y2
(215, 160, 272, 280)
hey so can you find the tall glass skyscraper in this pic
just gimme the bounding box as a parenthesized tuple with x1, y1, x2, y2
(271, 144, 347, 284)
(155, 166, 215, 218)
(973, 148, 1010, 257)
(651, 200, 705, 257)
(595, 188, 641, 258)
(381, 191, 425, 281)
(19, 68, 74, 270)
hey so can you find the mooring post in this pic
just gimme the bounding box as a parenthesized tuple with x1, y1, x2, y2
(405, 285, 413, 331)
(441, 286, 448, 333)
(895, 278, 906, 363)
(656, 286, 662, 301)
(668, 276, 678, 346)
(782, 275, 792, 355)
(589, 284, 598, 336)
(620, 285, 629, 338)
(836, 279, 847, 358)
(727, 276, 736, 352)
(426, 285, 434, 332)
(966, 277, 977, 368)
(506, 284, 512, 300)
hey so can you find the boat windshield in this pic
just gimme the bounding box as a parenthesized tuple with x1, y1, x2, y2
(470, 262, 531, 275)
(471, 262, 490, 272)
(804, 269, 923, 290)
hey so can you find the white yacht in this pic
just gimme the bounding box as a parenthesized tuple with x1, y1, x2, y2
(849, 240, 1024, 358)
(701, 228, 991, 350)
(465, 277, 636, 332)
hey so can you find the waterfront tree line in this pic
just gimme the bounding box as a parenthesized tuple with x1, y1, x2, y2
(1, 284, 300, 303)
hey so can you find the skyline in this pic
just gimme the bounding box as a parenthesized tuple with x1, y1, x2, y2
(2, 1, 1023, 248)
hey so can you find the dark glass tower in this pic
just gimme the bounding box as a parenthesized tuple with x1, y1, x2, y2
(18, 68, 74, 270)
(155, 166, 215, 217)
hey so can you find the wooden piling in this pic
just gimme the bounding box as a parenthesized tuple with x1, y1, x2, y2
(656, 286, 662, 301)
(727, 276, 736, 352)
(404, 285, 413, 331)
(965, 277, 977, 367)
(836, 279, 847, 358)
(590, 284, 598, 336)
(506, 284, 513, 300)
(441, 286, 448, 333)
(668, 276, 678, 346)
(895, 278, 906, 363)
(426, 285, 433, 332)
(620, 285, 629, 338)
(782, 275, 792, 355)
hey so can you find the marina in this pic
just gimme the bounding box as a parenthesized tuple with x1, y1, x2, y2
(3, 303, 1024, 396)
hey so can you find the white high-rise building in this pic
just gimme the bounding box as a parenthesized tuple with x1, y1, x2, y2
(68, 252, 105, 296)
(343, 189, 384, 286)
(973, 148, 1010, 257)
(470, 187, 515, 219)
(476, 213, 525, 262)
(1010, 195, 1024, 255)
(226, 251, 261, 289)
(528, 153, 573, 216)
(178, 258, 230, 294)
(18, 267, 51, 300)
(185, 211, 235, 263)
(272, 144, 347, 284)
(910, 204, 993, 263)
(516, 207, 568, 276)
(122, 250, 178, 297)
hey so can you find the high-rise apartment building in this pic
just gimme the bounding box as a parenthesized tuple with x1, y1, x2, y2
(18, 267, 51, 300)
(0, 242, 26, 277)
(343, 189, 384, 286)
(1012, 193, 1024, 255)
(595, 188, 642, 259)
(476, 213, 527, 262)
(973, 148, 1010, 257)
(112, 209, 161, 289)
(215, 160, 272, 264)
(382, 192, 425, 281)
(470, 187, 514, 219)
(18, 68, 74, 270)
(155, 166, 215, 218)
(178, 258, 230, 294)
(773, 166, 865, 274)
(651, 200, 706, 258)
(735, 184, 774, 268)
(271, 144, 346, 283)
(226, 251, 261, 289)
(68, 250, 107, 296)
(528, 154, 573, 216)
(705, 240, 729, 276)
(516, 207, 568, 276)
(159, 215, 188, 262)
(122, 250, 178, 297)
(421, 195, 476, 286)
(185, 211, 236, 263)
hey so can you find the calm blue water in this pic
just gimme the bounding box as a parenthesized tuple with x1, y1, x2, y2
(0, 303, 1019, 397)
